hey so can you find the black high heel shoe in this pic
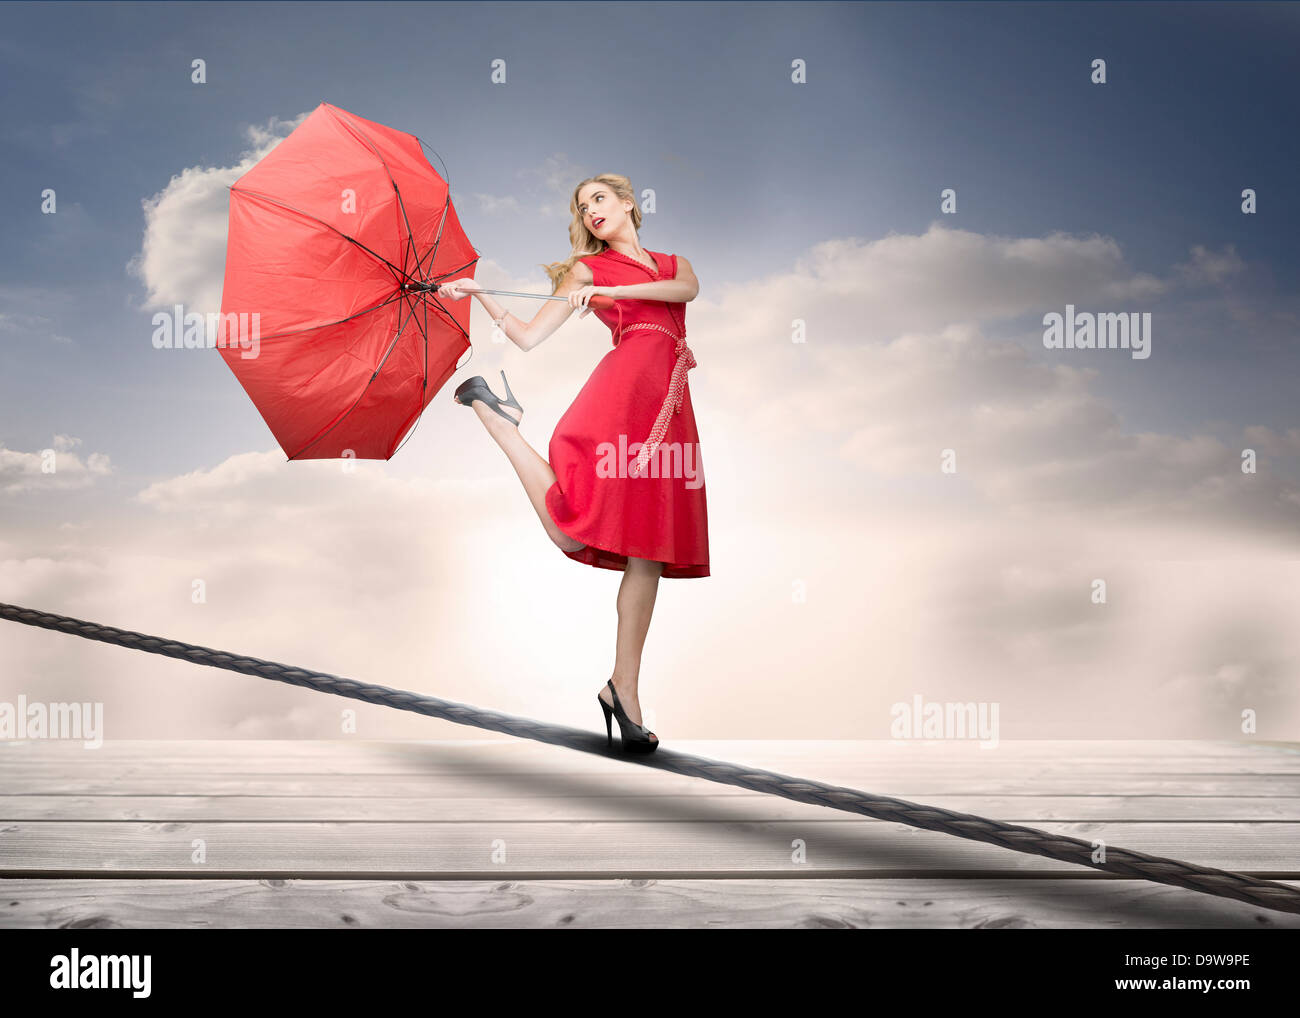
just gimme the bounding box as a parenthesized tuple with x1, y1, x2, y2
(454, 369, 523, 425)
(598, 679, 658, 754)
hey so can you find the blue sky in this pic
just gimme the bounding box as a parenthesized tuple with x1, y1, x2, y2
(3, 2, 1296, 482)
(1, 2, 1298, 738)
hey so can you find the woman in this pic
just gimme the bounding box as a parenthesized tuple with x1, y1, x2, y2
(438, 173, 708, 754)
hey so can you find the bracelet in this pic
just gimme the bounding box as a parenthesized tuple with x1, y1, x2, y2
(493, 310, 508, 331)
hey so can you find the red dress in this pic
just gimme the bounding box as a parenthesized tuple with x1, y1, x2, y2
(544, 247, 710, 578)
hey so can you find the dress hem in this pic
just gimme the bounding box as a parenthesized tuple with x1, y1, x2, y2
(562, 544, 710, 579)
(545, 481, 709, 579)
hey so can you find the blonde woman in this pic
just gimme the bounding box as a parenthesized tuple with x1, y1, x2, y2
(439, 174, 708, 753)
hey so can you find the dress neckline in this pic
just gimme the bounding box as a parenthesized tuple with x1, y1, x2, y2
(603, 246, 659, 277)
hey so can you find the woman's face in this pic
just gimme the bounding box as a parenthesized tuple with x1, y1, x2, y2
(577, 183, 627, 239)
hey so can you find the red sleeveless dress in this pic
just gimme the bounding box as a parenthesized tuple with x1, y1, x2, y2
(544, 247, 710, 578)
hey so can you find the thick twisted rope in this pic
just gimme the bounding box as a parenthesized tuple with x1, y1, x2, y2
(3, 601, 1298, 915)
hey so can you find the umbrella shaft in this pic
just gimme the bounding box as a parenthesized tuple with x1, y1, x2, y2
(474, 288, 568, 302)
(403, 283, 565, 302)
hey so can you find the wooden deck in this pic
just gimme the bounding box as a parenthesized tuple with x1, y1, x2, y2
(2, 738, 1298, 928)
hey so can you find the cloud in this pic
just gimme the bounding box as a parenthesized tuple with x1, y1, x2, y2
(1242, 425, 1300, 458)
(515, 154, 591, 217)
(2, 444, 602, 739)
(470, 193, 522, 214)
(705, 224, 1171, 354)
(1173, 243, 1246, 287)
(0, 435, 112, 494)
(675, 225, 1298, 539)
(0, 309, 54, 334)
(516, 153, 589, 194)
(126, 109, 311, 316)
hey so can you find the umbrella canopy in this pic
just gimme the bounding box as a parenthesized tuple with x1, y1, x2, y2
(217, 102, 477, 460)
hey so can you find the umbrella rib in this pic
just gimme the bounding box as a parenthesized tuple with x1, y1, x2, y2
(409, 286, 468, 343)
(387, 286, 451, 460)
(314, 114, 480, 330)
(247, 272, 471, 345)
(416, 136, 459, 281)
(225, 186, 472, 344)
(324, 107, 429, 283)
(285, 291, 425, 461)
(229, 186, 409, 286)
(372, 292, 422, 377)
(245, 291, 408, 344)
(385, 301, 430, 460)
(272, 274, 470, 460)
(421, 255, 479, 289)
(402, 256, 478, 345)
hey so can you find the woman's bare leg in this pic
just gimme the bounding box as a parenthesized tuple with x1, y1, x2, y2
(467, 400, 585, 552)
(464, 395, 664, 741)
(598, 556, 664, 744)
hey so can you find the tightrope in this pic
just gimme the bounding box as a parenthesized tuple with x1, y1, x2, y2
(3, 601, 1298, 915)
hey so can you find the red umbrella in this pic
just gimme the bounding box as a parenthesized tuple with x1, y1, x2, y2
(216, 102, 479, 460)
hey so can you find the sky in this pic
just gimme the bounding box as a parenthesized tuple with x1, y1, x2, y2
(1, 1, 1298, 743)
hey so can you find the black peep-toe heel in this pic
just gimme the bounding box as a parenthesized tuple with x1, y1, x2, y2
(598, 679, 658, 754)
(453, 369, 523, 425)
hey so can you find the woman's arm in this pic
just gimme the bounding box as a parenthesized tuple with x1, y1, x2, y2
(610, 255, 699, 302)
(464, 261, 593, 353)
(447, 253, 697, 350)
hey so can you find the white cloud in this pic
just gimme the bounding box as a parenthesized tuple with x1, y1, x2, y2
(1173, 243, 1246, 286)
(127, 110, 311, 316)
(676, 226, 1298, 536)
(516, 153, 589, 194)
(471, 192, 522, 214)
(0, 309, 54, 334)
(514, 154, 592, 218)
(0, 435, 112, 494)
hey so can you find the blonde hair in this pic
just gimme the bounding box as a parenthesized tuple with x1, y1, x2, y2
(539, 174, 642, 294)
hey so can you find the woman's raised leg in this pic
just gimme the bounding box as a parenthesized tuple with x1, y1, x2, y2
(468, 400, 585, 552)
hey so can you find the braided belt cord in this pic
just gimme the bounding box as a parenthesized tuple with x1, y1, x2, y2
(2, 600, 1299, 916)
(617, 323, 697, 477)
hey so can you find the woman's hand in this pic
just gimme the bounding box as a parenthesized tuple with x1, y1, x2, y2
(568, 285, 607, 318)
(438, 277, 482, 301)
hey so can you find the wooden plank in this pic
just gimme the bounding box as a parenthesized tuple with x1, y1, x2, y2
(2, 821, 1298, 876)
(4, 744, 1298, 788)
(4, 793, 1300, 822)
(2, 877, 1297, 929)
